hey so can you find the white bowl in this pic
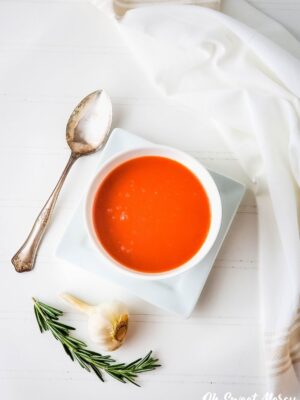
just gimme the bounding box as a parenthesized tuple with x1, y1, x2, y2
(85, 145, 222, 280)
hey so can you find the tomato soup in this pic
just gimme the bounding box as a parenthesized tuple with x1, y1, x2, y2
(92, 156, 211, 273)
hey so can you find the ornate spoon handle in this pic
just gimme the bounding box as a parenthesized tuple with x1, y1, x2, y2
(11, 153, 79, 272)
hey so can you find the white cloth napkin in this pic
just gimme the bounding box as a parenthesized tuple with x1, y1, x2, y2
(93, 0, 300, 395)
(91, 0, 221, 18)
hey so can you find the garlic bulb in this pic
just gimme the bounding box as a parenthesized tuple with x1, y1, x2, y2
(60, 293, 129, 351)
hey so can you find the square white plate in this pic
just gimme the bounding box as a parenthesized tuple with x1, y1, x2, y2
(56, 128, 245, 317)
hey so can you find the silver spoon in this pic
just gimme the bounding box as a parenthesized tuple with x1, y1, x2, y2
(12, 90, 112, 273)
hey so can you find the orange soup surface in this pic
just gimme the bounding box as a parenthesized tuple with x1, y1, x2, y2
(92, 156, 211, 273)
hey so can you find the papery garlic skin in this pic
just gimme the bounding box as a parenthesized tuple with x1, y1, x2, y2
(87, 302, 128, 351)
(60, 294, 129, 351)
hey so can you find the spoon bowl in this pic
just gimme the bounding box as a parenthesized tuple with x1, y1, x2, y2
(67, 90, 112, 156)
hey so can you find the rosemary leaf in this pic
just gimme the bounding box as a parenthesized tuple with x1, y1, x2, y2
(90, 365, 104, 382)
(62, 344, 74, 361)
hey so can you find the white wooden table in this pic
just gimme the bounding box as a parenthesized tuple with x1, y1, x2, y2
(1, 1, 299, 399)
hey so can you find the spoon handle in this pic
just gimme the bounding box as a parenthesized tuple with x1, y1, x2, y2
(11, 152, 79, 272)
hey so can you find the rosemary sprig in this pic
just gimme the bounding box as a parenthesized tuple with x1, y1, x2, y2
(33, 298, 160, 386)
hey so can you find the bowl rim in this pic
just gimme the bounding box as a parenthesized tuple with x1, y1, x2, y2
(84, 144, 222, 280)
